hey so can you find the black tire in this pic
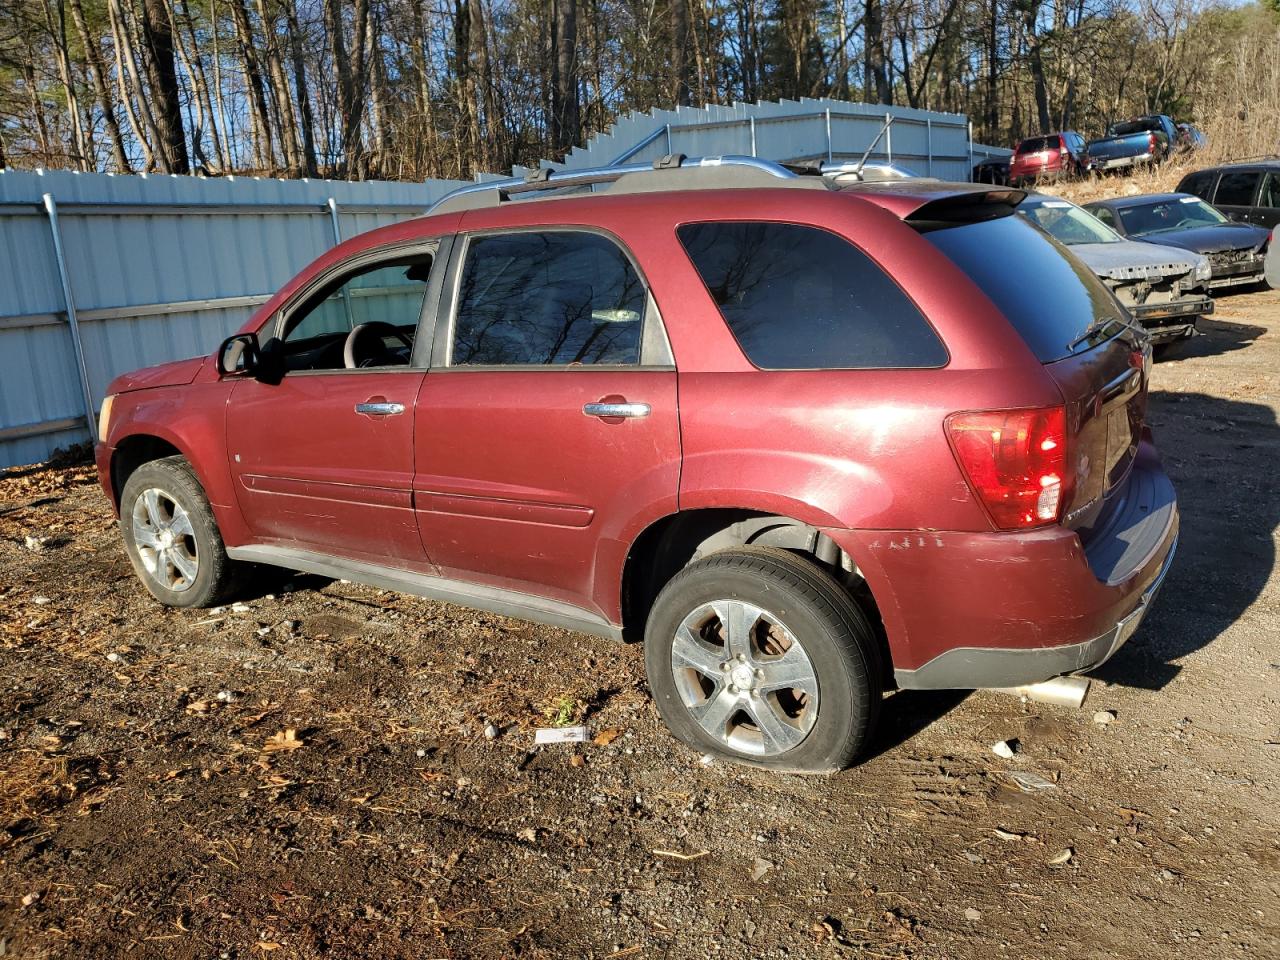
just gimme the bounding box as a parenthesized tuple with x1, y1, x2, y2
(644, 546, 882, 773)
(119, 456, 244, 608)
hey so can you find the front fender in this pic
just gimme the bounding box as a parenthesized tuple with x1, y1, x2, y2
(103, 381, 246, 545)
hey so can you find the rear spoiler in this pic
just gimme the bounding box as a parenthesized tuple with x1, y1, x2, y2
(905, 188, 1027, 230)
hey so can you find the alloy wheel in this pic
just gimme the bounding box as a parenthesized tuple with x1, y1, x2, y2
(670, 599, 819, 756)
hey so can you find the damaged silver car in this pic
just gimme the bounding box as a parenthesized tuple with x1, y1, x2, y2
(1019, 194, 1213, 346)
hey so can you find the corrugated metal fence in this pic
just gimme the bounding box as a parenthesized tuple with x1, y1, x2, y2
(0, 169, 466, 467)
(0, 99, 1010, 469)
(546, 98, 1009, 180)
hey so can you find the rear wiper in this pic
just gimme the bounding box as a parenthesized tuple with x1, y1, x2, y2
(1067, 315, 1144, 352)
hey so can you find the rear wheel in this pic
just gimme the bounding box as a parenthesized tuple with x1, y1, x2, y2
(119, 456, 243, 608)
(644, 547, 882, 772)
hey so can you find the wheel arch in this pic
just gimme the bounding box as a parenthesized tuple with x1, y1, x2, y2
(109, 431, 187, 508)
(619, 508, 892, 679)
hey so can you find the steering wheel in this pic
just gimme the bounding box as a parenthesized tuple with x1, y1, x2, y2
(343, 321, 414, 369)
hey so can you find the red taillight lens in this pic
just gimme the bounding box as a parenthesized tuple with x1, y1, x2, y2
(946, 407, 1069, 530)
(1148, 132, 1157, 151)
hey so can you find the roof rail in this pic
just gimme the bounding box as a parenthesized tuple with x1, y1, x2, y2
(426, 154, 801, 215)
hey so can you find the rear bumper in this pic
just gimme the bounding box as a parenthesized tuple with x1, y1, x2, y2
(1094, 151, 1156, 170)
(830, 441, 1179, 690)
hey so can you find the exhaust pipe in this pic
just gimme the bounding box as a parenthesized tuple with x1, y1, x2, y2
(990, 675, 1091, 709)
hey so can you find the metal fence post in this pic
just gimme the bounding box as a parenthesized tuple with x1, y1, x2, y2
(885, 113, 893, 163)
(968, 121, 974, 173)
(664, 124, 672, 155)
(749, 117, 757, 157)
(42, 193, 98, 441)
(825, 109, 833, 162)
(327, 197, 355, 330)
(925, 119, 933, 177)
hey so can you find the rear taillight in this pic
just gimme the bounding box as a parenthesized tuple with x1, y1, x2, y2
(946, 407, 1069, 530)
(1148, 132, 1157, 151)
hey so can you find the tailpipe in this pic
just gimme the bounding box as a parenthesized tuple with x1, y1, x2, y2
(990, 675, 1091, 709)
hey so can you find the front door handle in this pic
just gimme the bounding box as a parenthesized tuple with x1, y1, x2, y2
(355, 401, 405, 416)
(583, 401, 650, 419)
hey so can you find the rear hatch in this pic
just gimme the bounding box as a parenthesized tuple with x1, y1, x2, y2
(920, 210, 1147, 539)
(1012, 135, 1064, 175)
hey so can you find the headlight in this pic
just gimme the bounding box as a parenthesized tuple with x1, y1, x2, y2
(1193, 256, 1211, 283)
(97, 394, 115, 441)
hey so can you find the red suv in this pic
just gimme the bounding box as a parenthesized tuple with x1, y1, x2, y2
(1009, 131, 1090, 185)
(95, 157, 1178, 772)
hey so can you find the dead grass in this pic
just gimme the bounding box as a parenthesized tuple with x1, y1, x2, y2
(1043, 160, 1200, 206)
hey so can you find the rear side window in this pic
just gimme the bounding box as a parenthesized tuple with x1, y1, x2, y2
(451, 231, 645, 366)
(1215, 171, 1261, 206)
(922, 215, 1119, 363)
(677, 222, 946, 370)
(1179, 170, 1216, 201)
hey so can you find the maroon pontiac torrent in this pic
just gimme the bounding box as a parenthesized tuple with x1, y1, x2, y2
(95, 157, 1178, 771)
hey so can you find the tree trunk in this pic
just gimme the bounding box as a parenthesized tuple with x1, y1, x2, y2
(864, 0, 891, 104)
(326, 0, 372, 173)
(284, 0, 318, 176)
(140, 0, 190, 172)
(229, 0, 275, 169)
(68, 0, 132, 171)
(672, 0, 691, 106)
(551, 0, 579, 154)
(254, 0, 302, 173)
(42, 0, 91, 170)
(109, 0, 165, 169)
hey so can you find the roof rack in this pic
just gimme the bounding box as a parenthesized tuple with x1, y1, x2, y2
(426, 154, 806, 215)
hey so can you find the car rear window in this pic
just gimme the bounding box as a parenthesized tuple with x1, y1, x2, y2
(1017, 136, 1058, 154)
(1107, 118, 1159, 136)
(676, 222, 947, 370)
(921, 214, 1120, 363)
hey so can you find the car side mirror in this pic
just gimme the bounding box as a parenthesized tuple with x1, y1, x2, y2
(216, 333, 259, 377)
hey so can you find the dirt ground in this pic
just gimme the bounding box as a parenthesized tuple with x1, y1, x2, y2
(2, 288, 1279, 960)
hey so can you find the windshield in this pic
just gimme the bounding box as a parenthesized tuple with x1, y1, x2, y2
(921, 214, 1129, 363)
(1020, 200, 1121, 245)
(1117, 196, 1229, 236)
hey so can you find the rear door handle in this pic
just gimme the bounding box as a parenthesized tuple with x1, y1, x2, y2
(355, 401, 405, 416)
(583, 401, 650, 419)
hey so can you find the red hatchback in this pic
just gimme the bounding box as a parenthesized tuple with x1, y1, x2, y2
(1009, 131, 1090, 185)
(95, 157, 1178, 772)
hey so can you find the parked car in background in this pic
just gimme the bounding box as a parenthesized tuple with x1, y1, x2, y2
(1008, 131, 1089, 184)
(1176, 161, 1280, 230)
(1085, 193, 1271, 290)
(1267, 228, 1280, 289)
(972, 156, 1010, 185)
(1085, 115, 1177, 172)
(1019, 193, 1212, 346)
(92, 157, 1179, 772)
(1175, 123, 1207, 152)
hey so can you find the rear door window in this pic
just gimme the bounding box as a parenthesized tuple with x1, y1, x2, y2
(676, 222, 947, 370)
(922, 214, 1121, 363)
(1214, 170, 1261, 206)
(450, 231, 645, 366)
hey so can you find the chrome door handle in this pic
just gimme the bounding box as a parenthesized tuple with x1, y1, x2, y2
(355, 401, 405, 416)
(583, 401, 650, 419)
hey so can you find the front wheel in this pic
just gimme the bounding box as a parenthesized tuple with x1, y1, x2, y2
(119, 456, 244, 608)
(644, 547, 882, 773)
